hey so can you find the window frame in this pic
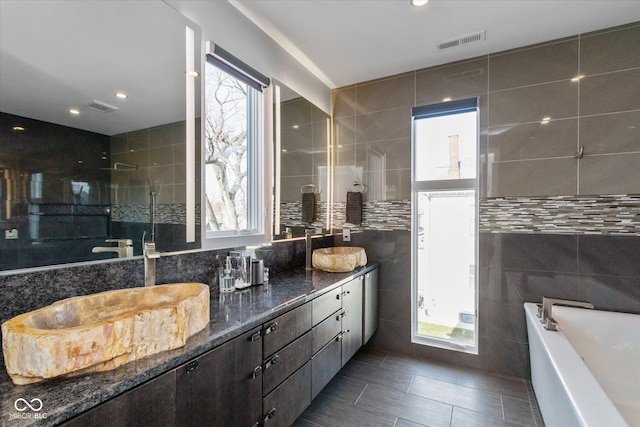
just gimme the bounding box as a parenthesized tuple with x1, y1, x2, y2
(410, 97, 479, 354)
(200, 51, 272, 250)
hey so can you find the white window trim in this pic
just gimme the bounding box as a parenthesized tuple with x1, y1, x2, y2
(200, 79, 273, 250)
(410, 98, 479, 355)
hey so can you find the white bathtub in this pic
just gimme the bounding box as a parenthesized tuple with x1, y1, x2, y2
(524, 302, 640, 427)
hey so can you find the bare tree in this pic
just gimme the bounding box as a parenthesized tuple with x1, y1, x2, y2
(204, 65, 248, 231)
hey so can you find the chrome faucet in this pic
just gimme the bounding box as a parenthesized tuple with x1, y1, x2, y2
(538, 297, 594, 330)
(92, 239, 133, 258)
(144, 241, 160, 287)
(305, 229, 314, 271)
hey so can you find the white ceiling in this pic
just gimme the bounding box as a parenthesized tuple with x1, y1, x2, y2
(231, 0, 640, 89)
(0, 1, 191, 136)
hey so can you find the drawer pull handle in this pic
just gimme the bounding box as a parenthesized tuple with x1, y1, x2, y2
(252, 365, 263, 379)
(265, 322, 278, 334)
(186, 360, 199, 373)
(250, 331, 262, 342)
(265, 354, 279, 370)
(336, 294, 341, 300)
(336, 332, 345, 342)
(263, 407, 276, 424)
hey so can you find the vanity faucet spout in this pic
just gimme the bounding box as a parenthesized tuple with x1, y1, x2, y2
(539, 297, 594, 331)
(144, 242, 160, 287)
(92, 239, 133, 258)
(305, 229, 314, 271)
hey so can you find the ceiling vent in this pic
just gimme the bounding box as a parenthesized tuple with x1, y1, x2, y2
(438, 31, 486, 51)
(86, 100, 119, 113)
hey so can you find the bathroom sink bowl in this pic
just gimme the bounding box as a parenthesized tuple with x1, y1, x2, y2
(2, 283, 210, 385)
(312, 247, 367, 272)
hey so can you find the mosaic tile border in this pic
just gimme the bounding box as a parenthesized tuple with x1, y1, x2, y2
(280, 200, 412, 232)
(479, 194, 640, 236)
(116, 194, 640, 235)
(112, 204, 201, 224)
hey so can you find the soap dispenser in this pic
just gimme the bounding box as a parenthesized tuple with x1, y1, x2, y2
(219, 256, 235, 293)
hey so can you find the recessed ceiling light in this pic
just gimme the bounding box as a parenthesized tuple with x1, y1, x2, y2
(442, 97, 452, 102)
(411, 0, 429, 6)
(282, 149, 288, 153)
(186, 71, 199, 77)
(69, 108, 80, 115)
(115, 92, 128, 99)
(292, 125, 299, 129)
(540, 116, 551, 124)
(571, 75, 585, 82)
(12, 126, 25, 132)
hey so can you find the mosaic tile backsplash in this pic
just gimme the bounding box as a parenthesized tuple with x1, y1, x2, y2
(480, 194, 640, 235)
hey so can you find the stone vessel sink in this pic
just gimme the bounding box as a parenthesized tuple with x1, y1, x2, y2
(312, 247, 367, 272)
(2, 283, 210, 385)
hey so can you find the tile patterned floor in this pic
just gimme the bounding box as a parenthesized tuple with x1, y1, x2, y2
(294, 347, 545, 427)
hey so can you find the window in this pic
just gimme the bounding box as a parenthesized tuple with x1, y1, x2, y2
(411, 98, 478, 354)
(202, 43, 270, 248)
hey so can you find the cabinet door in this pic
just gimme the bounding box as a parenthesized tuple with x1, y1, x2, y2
(311, 334, 342, 399)
(175, 327, 263, 427)
(263, 331, 312, 396)
(263, 304, 312, 358)
(341, 276, 363, 365)
(311, 286, 342, 326)
(311, 308, 341, 355)
(263, 362, 311, 427)
(61, 369, 176, 427)
(363, 267, 379, 344)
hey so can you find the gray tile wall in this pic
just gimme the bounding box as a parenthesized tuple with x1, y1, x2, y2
(333, 22, 640, 378)
(110, 119, 201, 223)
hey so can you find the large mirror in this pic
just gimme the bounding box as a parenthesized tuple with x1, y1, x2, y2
(272, 81, 332, 240)
(0, 1, 201, 271)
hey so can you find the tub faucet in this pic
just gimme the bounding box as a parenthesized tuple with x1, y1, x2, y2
(144, 241, 160, 287)
(539, 297, 594, 331)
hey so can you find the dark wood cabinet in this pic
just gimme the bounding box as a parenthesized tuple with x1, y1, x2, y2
(263, 362, 312, 427)
(60, 267, 379, 427)
(311, 285, 342, 325)
(263, 331, 312, 396)
(175, 327, 263, 427)
(263, 303, 312, 358)
(340, 276, 363, 365)
(311, 308, 342, 354)
(61, 369, 176, 427)
(363, 268, 379, 344)
(311, 334, 342, 399)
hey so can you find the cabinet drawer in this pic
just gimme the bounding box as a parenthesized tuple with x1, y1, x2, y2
(311, 335, 342, 400)
(312, 286, 342, 326)
(263, 303, 312, 357)
(263, 331, 312, 396)
(311, 308, 341, 355)
(61, 369, 176, 427)
(263, 362, 311, 427)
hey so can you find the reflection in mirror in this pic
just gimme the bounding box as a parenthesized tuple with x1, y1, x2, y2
(272, 81, 331, 240)
(0, 1, 200, 272)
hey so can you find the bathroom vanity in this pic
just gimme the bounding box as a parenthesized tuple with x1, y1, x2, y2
(0, 265, 378, 427)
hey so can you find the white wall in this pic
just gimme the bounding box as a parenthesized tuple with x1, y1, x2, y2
(166, 0, 331, 113)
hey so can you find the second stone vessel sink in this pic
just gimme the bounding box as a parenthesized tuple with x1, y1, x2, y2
(312, 247, 367, 272)
(2, 283, 210, 385)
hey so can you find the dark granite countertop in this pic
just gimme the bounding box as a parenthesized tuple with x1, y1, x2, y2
(0, 265, 377, 427)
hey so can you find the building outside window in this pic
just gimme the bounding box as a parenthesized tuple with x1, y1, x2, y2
(411, 98, 479, 354)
